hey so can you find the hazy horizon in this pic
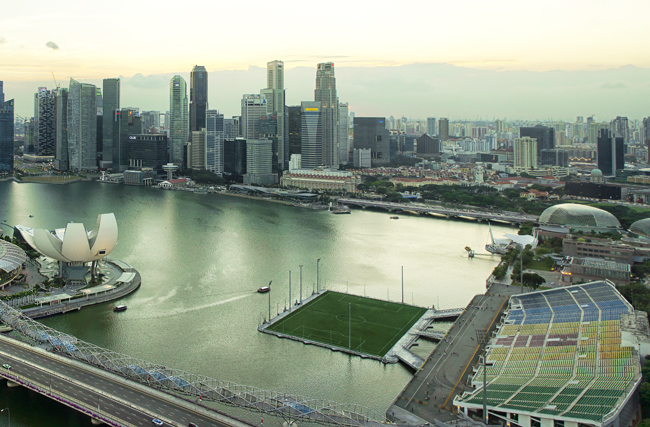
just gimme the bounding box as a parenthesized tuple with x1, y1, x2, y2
(4, 62, 650, 123)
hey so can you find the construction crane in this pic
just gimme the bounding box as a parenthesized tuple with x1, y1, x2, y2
(51, 72, 60, 91)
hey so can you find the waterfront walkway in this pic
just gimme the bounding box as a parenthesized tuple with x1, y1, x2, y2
(389, 282, 521, 425)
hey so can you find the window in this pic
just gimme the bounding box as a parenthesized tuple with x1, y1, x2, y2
(531, 417, 541, 427)
(554, 420, 564, 427)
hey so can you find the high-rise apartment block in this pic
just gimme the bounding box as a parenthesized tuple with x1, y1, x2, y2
(169, 76, 188, 165)
(314, 62, 338, 168)
(189, 66, 208, 139)
(514, 136, 537, 171)
(610, 116, 629, 144)
(205, 110, 224, 175)
(0, 82, 13, 172)
(67, 79, 97, 171)
(643, 117, 650, 164)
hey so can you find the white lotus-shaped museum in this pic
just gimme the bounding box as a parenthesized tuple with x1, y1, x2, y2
(16, 213, 118, 263)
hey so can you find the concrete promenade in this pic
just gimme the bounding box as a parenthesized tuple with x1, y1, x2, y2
(389, 282, 522, 425)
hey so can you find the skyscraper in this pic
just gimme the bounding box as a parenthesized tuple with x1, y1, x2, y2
(54, 88, 68, 171)
(265, 60, 286, 171)
(439, 118, 449, 141)
(0, 81, 14, 172)
(643, 117, 650, 164)
(610, 116, 629, 144)
(102, 78, 120, 168)
(205, 110, 224, 175)
(169, 76, 188, 166)
(338, 102, 349, 164)
(191, 130, 206, 169)
(34, 87, 56, 156)
(427, 117, 436, 136)
(189, 66, 208, 139)
(514, 136, 537, 171)
(519, 125, 555, 159)
(114, 108, 142, 172)
(241, 94, 267, 139)
(314, 62, 339, 168)
(353, 118, 390, 164)
(288, 106, 302, 156)
(67, 79, 97, 171)
(300, 101, 323, 169)
(243, 139, 274, 185)
(597, 129, 624, 177)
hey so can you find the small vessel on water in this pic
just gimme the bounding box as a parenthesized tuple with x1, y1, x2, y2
(257, 280, 272, 293)
(113, 305, 127, 312)
(485, 222, 509, 255)
(29, 215, 34, 218)
(390, 216, 399, 219)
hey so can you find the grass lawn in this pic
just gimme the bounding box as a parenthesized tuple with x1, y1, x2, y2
(266, 291, 427, 357)
(527, 258, 554, 271)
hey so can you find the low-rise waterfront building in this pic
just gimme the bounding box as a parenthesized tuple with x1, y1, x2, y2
(280, 169, 359, 193)
(561, 257, 631, 286)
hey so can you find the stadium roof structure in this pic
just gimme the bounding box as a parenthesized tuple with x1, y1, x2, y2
(629, 218, 650, 238)
(0, 239, 27, 274)
(15, 213, 117, 263)
(538, 204, 621, 232)
(454, 281, 644, 427)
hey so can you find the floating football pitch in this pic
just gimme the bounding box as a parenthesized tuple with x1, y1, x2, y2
(266, 291, 427, 357)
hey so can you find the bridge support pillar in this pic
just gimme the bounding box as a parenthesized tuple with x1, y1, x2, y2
(91, 418, 105, 425)
(6, 380, 20, 388)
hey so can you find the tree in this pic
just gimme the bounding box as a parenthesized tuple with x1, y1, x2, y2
(522, 273, 546, 290)
(640, 382, 650, 417)
(518, 221, 534, 236)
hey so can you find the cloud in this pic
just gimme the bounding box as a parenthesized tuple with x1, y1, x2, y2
(600, 81, 626, 89)
(0, 37, 6, 44)
(46, 41, 59, 50)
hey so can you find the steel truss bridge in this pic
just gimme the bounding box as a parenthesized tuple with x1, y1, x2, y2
(0, 300, 392, 427)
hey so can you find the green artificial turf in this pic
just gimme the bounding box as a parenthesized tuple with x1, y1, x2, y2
(266, 291, 427, 357)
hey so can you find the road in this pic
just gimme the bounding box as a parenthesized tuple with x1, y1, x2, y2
(390, 283, 521, 424)
(0, 336, 248, 427)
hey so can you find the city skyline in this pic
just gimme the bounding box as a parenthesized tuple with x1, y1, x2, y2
(3, 0, 650, 120)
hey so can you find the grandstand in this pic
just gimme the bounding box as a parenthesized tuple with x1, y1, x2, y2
(454, 281, 646, 427)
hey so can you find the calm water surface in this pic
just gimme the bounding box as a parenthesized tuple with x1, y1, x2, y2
(0, 181, 510, 426)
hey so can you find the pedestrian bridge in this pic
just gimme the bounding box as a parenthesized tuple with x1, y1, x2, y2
(0, 300, 395, 427)
(336, 198, 537, 224)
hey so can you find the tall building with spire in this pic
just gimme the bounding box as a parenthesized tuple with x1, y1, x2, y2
(264, 60, 286, 171)
(0, 81, 14, 172)
(169, 75, 188, 165)
(102, 78, 120, 169)
(314, 62, 339, 168)
(67, 78, 97, 171)
(189, 66, 208, 139)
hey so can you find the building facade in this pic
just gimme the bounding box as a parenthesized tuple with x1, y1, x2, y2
(597, 129, 624, 177)
(300, 101, 323, 169)
(314, 62, 338, 168)
(102, 78, 120, 168)
(114, 108, 142, 172)
(34, 87, 56, 156)
(265, 60, 286, 171)
(438, 118, 449, 141)
(0, 82, 13, 172)
(338, 102, 349, 164)
(205, 110, 224, 175)
(520, 125, 555, 159)
(169, 76, 188, 166)
(189, 65, 208, 139)
(514, 136, 537, 171)
(191, 130, 206, 169)
(54, 88, 68, 171)
(280, 169, 358, 193)
(288, 106, 302, 156)
(353, 117, 390, 164)
(127, 134, 167, 171)
(241, 94, 267, 140)
(67, 79, 97, 171)
(243, 139, 274, 185)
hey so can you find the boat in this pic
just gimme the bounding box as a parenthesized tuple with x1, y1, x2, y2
(113, 305, 127, 312)
(329, 202, 351, 214)
(257, 280, 272, 293)
(29, 215, 34, 218)
(428, 212, 447, 218)
(390, 216, 399, 219)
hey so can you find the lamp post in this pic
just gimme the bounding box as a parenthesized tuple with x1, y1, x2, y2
(520, 246, 524, 294)
(1, 407, 10, 427)
(299, 265, 303, 304)
(401, 266, 404, 304)
(475, 330, 491, 425)
(316, 258, 321, 293)
(288, 271, 292, 311)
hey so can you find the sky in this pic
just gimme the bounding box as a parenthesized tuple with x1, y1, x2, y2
(2, 0, 650, 121)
